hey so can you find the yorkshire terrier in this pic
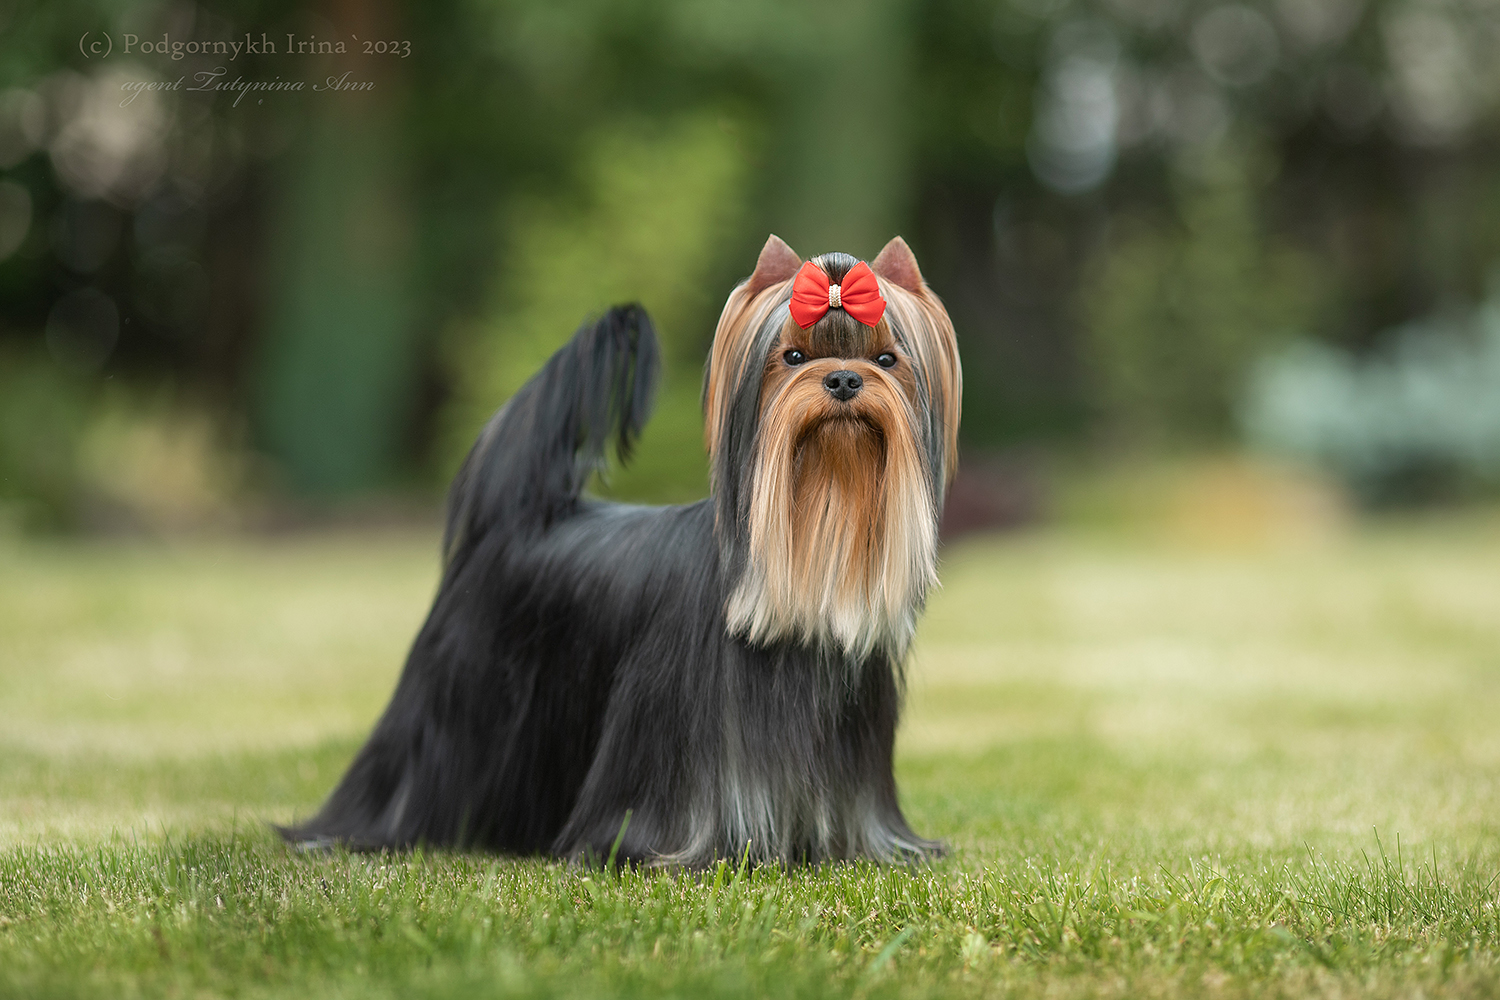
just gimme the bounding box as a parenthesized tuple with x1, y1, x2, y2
(282, 235, 962, 865)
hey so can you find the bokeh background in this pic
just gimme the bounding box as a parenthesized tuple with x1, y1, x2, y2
(6, 0, 1500, 530)
(5, 8, 1500, 995)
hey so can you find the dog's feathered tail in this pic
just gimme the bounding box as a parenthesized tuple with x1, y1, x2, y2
(278, 305, 658, 852)
(443, 304, 659, 565)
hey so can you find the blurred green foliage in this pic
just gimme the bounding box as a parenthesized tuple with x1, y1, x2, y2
(4, 0, 1500, 522)
(1082, 144, 1322, 444)
(0, 349, 90, 530)
(440, 115, 749, 500)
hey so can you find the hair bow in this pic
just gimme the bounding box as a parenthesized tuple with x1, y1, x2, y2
(789, 261, 886, 330)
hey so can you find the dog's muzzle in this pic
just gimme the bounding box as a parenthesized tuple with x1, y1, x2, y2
(823, 370, 862, 401)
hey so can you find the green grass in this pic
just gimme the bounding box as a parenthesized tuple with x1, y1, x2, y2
(3, 514, 1500, 998)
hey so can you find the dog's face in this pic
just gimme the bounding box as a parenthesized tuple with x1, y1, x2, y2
(705, 236, 962, 658)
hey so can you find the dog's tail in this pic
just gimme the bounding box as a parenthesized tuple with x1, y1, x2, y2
(442, 305, 658, 563)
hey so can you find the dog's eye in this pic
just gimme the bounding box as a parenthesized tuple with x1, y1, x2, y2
(783, 349, 807, 366)
(876, 352, 897, 368)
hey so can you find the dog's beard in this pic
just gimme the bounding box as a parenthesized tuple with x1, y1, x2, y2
(726, 374, 937, 659)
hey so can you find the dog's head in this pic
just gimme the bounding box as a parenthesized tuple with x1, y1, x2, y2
(705, 235, 962, 658)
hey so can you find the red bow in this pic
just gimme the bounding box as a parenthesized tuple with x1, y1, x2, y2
(789, 261, 886, 329)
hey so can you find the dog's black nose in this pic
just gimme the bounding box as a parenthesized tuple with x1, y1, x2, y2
(823, 370, 862, 401)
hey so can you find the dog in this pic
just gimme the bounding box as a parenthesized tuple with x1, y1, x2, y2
(282, 235, 961, 865)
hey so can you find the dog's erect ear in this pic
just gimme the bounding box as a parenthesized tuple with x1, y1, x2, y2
(872, 236, 925, 293)
(745, 234, 803, 296)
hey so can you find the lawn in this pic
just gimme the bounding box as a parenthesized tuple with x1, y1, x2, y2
(2, 510, 1499, 998)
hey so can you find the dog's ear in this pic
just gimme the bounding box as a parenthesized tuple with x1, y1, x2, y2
(872, 236, 925, 293)
(706, 235, 801, 461)
(745, 234, 802, 296)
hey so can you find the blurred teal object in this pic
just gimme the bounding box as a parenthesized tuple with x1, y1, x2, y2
(253, 105, 416, 496)
(1243, 290, 1500, 505)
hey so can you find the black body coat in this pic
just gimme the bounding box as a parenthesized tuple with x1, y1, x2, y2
(282, 307, 932, 863)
